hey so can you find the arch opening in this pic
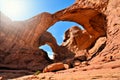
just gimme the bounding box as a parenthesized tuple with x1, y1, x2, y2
(38, 8, 107, 62)
(48, 21, 84, 45)
(40, 44, 54, 59)
(39, 21, 84, 61)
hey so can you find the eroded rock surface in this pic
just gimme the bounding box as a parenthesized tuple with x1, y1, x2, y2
(0, 12, 53, 75)
(62, 26, 94, 54)
(39, 31, 74, 62)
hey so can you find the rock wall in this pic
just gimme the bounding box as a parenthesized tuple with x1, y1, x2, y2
(90, 0, 120, 63)
(0, 12, 53, 71)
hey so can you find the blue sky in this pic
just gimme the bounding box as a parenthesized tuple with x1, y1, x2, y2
(0, 0, 83, 59)
(0, 0, 75, 20)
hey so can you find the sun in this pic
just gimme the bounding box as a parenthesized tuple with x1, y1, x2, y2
(0, 0, 28, 20)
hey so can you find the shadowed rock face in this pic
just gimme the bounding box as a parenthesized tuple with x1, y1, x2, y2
(0, 12, 53, 72)
(0, 0, 120, 79)
(39, 31, 74, 62)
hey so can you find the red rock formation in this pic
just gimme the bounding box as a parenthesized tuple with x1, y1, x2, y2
(0, 12, 53, 72)
(88, 37, 106, 60)
(0, 0, 120, 79)
(39, 31, 74, 62)
(89, 0, 120, 64)
(0, 0, 108, 65)
(62, 26, 93, 53)
(43, 62, 65, 73)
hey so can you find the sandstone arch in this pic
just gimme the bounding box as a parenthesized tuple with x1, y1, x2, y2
(39, 31, 75, 62)
(34, 8, 107, 54)
(1, 2, 107, 51)
(1, 0, 120, 79)
(1, 0, 117, 75)
(36, 9, 107, 62)
(0, 3, 107, 71)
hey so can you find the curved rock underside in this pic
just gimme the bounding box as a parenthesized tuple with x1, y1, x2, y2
(0, 0, 120, 79)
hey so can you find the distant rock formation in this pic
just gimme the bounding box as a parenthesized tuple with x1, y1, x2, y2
(39, 31, 74, 62)
(62, 26, 94, 54)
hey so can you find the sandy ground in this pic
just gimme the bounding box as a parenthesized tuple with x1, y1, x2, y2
(11, 68, 120, 80)
(11, 60, 120, 80)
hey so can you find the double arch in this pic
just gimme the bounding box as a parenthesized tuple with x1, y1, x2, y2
(36, 8, 107, 61)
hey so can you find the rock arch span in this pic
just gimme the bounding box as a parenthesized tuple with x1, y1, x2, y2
(0, 0, 107, 72)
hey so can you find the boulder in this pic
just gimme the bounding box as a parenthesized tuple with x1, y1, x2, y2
(43, 62, 66, 73)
